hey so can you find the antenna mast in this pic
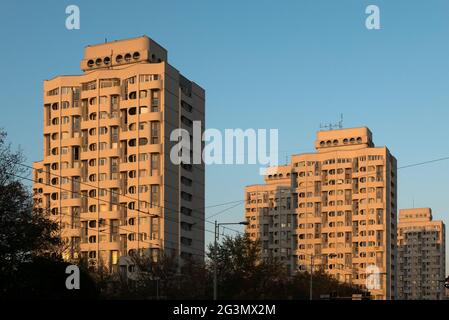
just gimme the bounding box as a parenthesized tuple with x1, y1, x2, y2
(320, 113, 344, 130)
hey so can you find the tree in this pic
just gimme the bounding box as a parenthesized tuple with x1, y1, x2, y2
(290, 270, 365, 300)
(0, 128, 98, 298)
(98, 251, 208, 299)
(207, 234, 290, 299)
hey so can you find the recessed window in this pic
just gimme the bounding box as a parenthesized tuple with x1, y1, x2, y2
(133, 52, 140, 60)
(87, 59, 94, 67)
(128, 107, 137, 115)
(124, 53, 132, 62)
(103, 56, 111, 65)
(116, 55, 123, 63)
(95, 58, 102, 66)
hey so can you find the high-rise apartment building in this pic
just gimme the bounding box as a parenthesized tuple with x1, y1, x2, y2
(245, 127, 397, 300)
(32, 36, 205, 273)
(397, 208, 446, 300)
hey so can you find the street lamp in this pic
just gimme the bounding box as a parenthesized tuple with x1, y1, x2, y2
(298, 252, 337, 300)
(213, 220, 249, 300)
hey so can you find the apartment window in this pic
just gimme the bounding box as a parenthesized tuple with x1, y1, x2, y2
(139, 153, 148, 161)
(100, 127, 108, 135)
(181, 206, 192, 216)
(110, 126, 119, 147)
(47, 88, 59, 96)
(99, 142, 108, 150)
(150, 153, 160, 176)
(139, 106, 148, 114)
(111, 95, 119, 109)
(99, 96, 108, 105)
(181, 116, 193, 127)
(181, 191, 192, 202)
(151, 90, 160, 112)
(140, 74, 159, 82)
(181, 100, 193, 113)
(82, 81, 97, 91)
(150, 185, 160, 208)
(181, 176, 192, 186)
(150, 121, 160, 144)
(110, 157, 119, 180)
(139, 169, 147, 177)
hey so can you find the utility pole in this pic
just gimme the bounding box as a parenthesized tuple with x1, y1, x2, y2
(213, 220, 219, 300)
(213, 220, 249, 300)
(310, 255, 314, 300)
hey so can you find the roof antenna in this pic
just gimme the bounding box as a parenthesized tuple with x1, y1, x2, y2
(320, 113, 344, 130)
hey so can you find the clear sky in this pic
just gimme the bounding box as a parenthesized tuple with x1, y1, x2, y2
(1, 0, 449, 270)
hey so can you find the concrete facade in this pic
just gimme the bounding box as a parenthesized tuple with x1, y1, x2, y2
(32, 36, 205, 273)
(397, 208, 446, 300)
(245, 127, 397, 300)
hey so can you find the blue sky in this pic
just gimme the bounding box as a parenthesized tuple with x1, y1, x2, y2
(1, 0, 449, 268)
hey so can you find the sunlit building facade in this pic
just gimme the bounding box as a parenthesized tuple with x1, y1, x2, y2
(32, 36, 205, 273)
(245, 127, 397, 300)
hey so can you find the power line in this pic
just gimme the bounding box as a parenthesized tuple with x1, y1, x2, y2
(6, 171, 216, 240)
(18, 161, 246, 232)
(16, 153, 449, 243)
(206, 201, 244, 219)
(398, 156, 449, 170)
(34, 204, 207, 259)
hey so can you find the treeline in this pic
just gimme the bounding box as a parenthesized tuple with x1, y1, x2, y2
(0, 128, 363, 300)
